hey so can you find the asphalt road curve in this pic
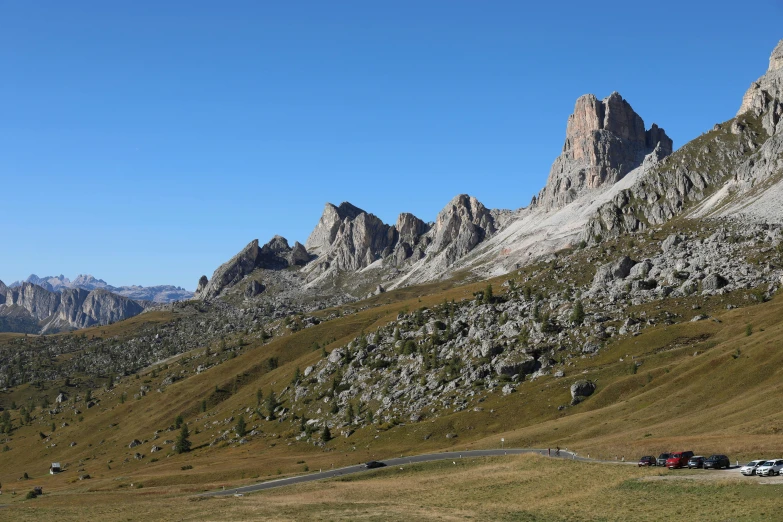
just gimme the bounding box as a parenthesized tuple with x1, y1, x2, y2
(202, 448, 613, 497)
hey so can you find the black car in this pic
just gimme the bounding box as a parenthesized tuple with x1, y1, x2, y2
(687, 456, 705, 469)
(704, 454, 730, 469)
(656, 453, 671, 467)
(365, 461, 386, 469)
(638, 456, 656, 467)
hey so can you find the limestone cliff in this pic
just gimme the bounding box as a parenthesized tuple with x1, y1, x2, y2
(0, 281, 148, 333)
(534, 92, 672, 211)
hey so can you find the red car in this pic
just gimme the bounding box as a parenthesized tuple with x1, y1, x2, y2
(666, 451, 694, 469)
(638, 456, 656, 467)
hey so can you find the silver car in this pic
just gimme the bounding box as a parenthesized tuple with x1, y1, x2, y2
(740, 459, 768, 476)
(755, 459, 783, 477)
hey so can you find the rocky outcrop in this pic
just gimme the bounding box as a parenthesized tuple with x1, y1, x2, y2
(391, 213, 431, 266)
(195, 240, 262, 300)
(534, 92, 672, 211)
(305, 202, 365, 257)
(316, 212, 396, 272)
(196, 276, 208, 295)
(196, 236, 312, 299)
(428, 194, 497, 266)
(584, 41, 783, 240)
(737, 39, 783, 135)
(0, 281, 148, 333)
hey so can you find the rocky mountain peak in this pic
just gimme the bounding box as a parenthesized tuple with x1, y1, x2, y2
(196, 236, 311, 300)
(533, 92, 672, 211)
(768, 39, 783, 72)
(737, 39, 783, 135)
(305, 202, 367, 257)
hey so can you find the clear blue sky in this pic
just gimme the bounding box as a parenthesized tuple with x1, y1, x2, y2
(1, 1, 780, 290)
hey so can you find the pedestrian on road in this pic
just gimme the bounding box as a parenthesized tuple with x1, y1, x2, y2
(548, 448, 551, 456)
(556, 446, 560, 457)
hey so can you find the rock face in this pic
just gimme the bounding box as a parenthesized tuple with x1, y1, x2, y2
(534, 92, 672, 210)
(428, 195, 497, 266)
(305, 194, 501, 281)
(305, 202, 365, 257)
(584, 40, 783, 240)
(196, 236, 311, 299)
(0, 281, 147, 333)
(737, 39, 783, 135)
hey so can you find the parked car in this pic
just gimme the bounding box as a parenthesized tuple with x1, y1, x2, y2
(666, 451, 695, 469)
(740, 460, 768, 476)
(656, 453, 671, 467)
(638, 456, 656, 467)
(704, 454, 731, 470)
(365, 461, 386, 469)
(756, 459, 783, 477)
(687, 456, 705, 469)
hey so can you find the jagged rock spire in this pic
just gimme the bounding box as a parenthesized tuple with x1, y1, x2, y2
(533, 92, 672, 211)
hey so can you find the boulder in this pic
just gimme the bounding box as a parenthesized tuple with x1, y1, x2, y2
(702, 273, 729, 292)
(244, 280, 265, 298)
(628, 259, 653, 279)
(570, 380, 596, 402)
(592, 256, 636, 288)
(661, 234, 682, 253)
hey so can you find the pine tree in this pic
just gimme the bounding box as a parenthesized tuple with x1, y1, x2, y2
(321, 425, 331, 442)
(175, 423, 191, 454)
(570, 300, 585, 325)
(256, 389, 263, 407)
(265, 391, 278, 418)
(175, 414, 184, 429)
(483, 284, 493, 305)
(235, 415, 247, 437)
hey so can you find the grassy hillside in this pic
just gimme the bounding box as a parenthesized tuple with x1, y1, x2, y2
(0, 258, 781, 518)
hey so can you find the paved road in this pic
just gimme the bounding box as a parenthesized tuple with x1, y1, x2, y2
(202, 448, 622, 497)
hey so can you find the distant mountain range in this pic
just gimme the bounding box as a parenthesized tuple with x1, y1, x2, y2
(9, 274, 193, 303)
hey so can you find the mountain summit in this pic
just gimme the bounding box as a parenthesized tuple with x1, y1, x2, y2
(533, 92, 672, 211)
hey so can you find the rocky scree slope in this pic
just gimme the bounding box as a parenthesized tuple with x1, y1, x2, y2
(0, 280, 149, 334)
(11, 274, 192, 303)
(280, 222, 782, 439)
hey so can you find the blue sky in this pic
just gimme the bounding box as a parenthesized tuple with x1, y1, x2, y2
(1, 1, 781, 290)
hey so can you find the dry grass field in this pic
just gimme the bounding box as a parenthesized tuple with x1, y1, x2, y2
(1, 248, 783, 520)
(3, 455, 782, 521)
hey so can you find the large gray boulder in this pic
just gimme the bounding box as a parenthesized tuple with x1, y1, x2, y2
(592, 256, 636, 288)
(570, 380, 596, 405)
(702, 273, 729, 292)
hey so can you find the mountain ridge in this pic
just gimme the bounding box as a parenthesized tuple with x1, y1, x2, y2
(10, 273, 193, 303)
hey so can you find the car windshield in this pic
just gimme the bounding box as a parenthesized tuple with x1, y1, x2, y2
(762, 461, 775, 466)
(747, 461, 762, 466)
(670, 453, 681, 458)
(659, 454, 669, 458)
